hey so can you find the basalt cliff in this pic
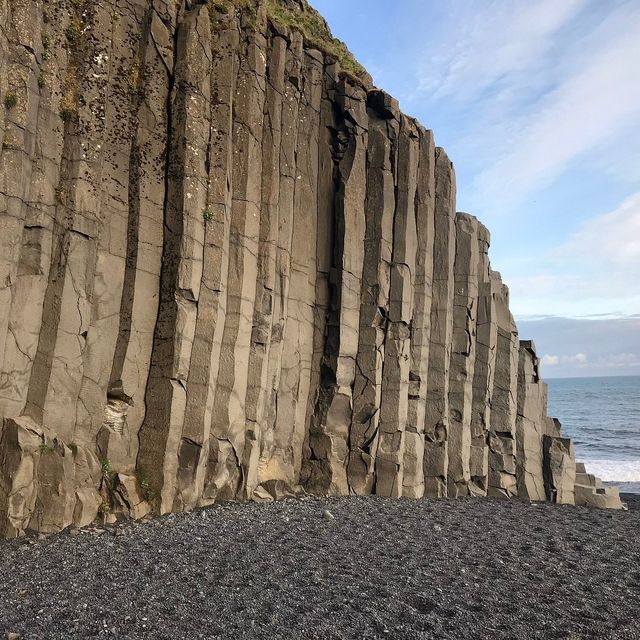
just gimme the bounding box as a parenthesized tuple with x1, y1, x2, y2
(0, 0, 624, 537)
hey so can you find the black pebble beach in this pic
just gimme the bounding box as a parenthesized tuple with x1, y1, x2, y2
(1, 495, 639, 640)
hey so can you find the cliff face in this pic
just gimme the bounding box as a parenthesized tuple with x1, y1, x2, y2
(0, 0, 623, 537)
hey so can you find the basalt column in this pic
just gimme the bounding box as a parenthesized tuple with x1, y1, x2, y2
(203, 10, 268, 504)
(469, 224, 495, 496)
(447, 214, 480, 497)
(259, 31, 304, 488)
(346, 91, 397, 495)
(375, 115, 419, 497)
(515, 341, 548, 501)
(488, 273, 518, 498)
(402, 125, 436, 499)
(137, 3, 215, 514)
(270, 44, 323, 490)
(173, 7, 239, 511)
(305, 80, 368, 495)
(423, 149, 456, 498)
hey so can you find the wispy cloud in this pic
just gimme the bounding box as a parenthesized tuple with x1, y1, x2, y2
(562, 192, 640, 267)
(541, 353, 588, 367)
(504, 190, 640, 317)
(415, 0, 586, 102)
(470, 4, 640, 209)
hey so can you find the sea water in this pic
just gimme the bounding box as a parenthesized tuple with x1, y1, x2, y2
(547, 375, 640, 494)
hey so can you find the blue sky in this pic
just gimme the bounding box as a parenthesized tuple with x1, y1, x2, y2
(311, 0, 640, 377)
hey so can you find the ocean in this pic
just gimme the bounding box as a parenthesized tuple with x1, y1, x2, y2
(546, 375, 640, 494)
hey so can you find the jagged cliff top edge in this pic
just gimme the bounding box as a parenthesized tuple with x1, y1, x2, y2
(209, 0, 372, 85)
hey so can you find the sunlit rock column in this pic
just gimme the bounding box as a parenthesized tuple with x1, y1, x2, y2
(515, 341, 548, 501)
(273, 44, 323, 488)
(347, 91, 397, 495)
(136, 3, 216, 513)
(259, 31, 304, 490)
(487, 272, 518, 498)
(306, 79, 368, 495)
(468, 224, 495, 496)
(203, 10, 268, 504)
(447, 214, 480, 497)
(423, 148, 456, 497)
(403, 125, 436, 498)
(543, 435, 576, 505)
(375, 115, 419, 497)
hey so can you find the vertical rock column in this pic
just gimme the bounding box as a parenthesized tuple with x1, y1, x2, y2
(515, 341, 548, 501)
(240, 29, 287, 498)
(79, 1, 162, 470)
(21, 0, 102, 445)
(543, 435, 576, 505)
(403, 125, 436, 499)
(175, 7, 238, 511)
(271, 46, 323, 488)
(423, 148, 456, 498)
(136, 3, 213, 513)
(376, 114, 419, 497)
(306, 79, 368, 495)
(346, 91, 397, 495)
(447, 214, 480, 497)
(205, 10, 267, 502)
(468, 224, 495, 496)
(0, 0, 48, 419)
(257, 30, 303, 485)
(487, 273, 518, 498)
(107, 1, 177, 477)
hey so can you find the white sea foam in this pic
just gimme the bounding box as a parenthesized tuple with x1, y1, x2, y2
(580, 459, 640, 482)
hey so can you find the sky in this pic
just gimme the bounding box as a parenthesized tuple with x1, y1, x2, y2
(311, 0, 640, 378)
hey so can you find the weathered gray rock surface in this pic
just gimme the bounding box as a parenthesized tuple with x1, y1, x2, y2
(0, 0, 624, 537)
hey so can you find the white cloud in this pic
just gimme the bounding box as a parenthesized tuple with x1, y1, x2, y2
(573, 353, 587, 365)
(472, 10, 640, 208)
(415, 0, 586, 101)
(541, 353, 588, 367)
(505, 190, 640, 317)
(562, 192, 640, 267)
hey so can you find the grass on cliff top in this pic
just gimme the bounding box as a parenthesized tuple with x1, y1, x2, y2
(209, 0, 369, 84)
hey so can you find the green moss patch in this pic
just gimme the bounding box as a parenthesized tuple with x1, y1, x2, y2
(209, 0, 369, 85)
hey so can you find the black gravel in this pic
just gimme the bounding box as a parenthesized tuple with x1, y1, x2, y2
(1, 495, 639, 640)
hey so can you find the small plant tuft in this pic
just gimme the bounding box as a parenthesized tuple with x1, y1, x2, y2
(59, 67, 79, 122)
(100, 457, 115, 481)
(60, 102, 76, 121)
(136, 469, 156, 502)
(39, 443, 56, 455)
(128, 60, 142, 97)
(4, 93, 17, 110)
(42, 34, 51, 50)
(38, 73, 46, 89)
(202, 207, 214, 222)
(68, 442, 79, 458)
(65, 20, 82, 44)
(98, 502, 111, 516)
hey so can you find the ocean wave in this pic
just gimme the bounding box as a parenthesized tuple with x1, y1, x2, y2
(581, 459, 640, 482)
